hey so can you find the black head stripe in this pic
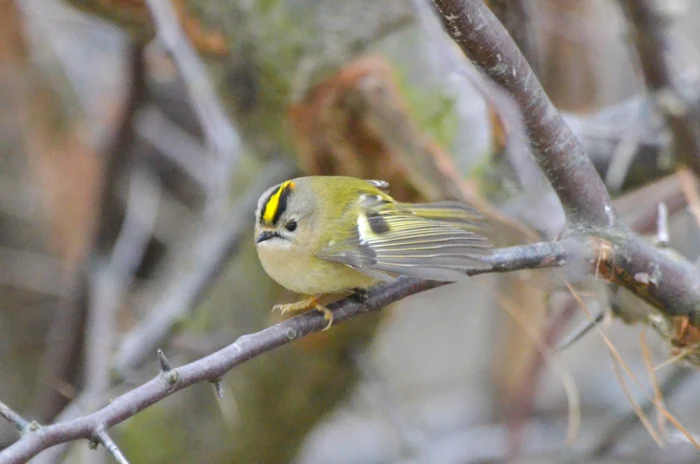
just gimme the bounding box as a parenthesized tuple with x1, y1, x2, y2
(271, 185, 292, 225)
(260, 181, 295, 226)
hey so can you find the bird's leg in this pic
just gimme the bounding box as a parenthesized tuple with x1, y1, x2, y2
(272, 296, 334, 331)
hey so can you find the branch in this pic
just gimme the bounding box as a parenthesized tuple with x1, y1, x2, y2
(585, 366, 692, 459)
(618, 0, 700, 175)
(143, 0, 239, 161)
(113, 160, 296, 374)
(0, 241, 572, 463)
(431, 0, 615, 228)
(0, 403, 31, 434)
(92, 427, 130, 464)
(487, 0, 539, 74)
(431, 0, 700, 326)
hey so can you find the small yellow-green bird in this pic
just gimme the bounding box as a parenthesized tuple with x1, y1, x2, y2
(254, 176, 491, 328)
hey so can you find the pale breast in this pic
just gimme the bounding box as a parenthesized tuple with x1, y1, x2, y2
(257, 243, 376, 295)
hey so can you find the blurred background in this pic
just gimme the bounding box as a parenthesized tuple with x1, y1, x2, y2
(2, 0, 700, 462)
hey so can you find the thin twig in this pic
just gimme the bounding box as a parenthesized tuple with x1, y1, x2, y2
(618, 0, 700, 175)
(640, 331, 667, 439)
(143, 0, 240, 215)
(0, 240, 576, 463)
(557, 310, 606, 352)
(586, 366, 692, 459)
(565, 281, 700, 450)
(81, 166, 161, 464)
(0, 402, 30, 433)
(92, 427, 129, 464)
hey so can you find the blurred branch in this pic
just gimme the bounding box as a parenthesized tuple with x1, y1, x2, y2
(81, 166, 161, 464)
(0, 248, 67, 297)
(113, 160, 297, 375)
(143, 0, 239, 211)
(431, 0, 700, 326)
(487, 0, 539, 74)
(31, 43, 148, 424)
(618, 0, 700, 175)
(409, 0, 540, 240)
(586, 366, 693, 459)
(0, 403, 31, 434)
(431, 0, 615, 228)
(91, 427, 129, 464)
(134, 105, 210, 188)
(613, 173, 688, 234)
(0, 239, 581, 463)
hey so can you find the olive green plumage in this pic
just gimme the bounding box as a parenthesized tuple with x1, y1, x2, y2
(254, 176, 490, 298)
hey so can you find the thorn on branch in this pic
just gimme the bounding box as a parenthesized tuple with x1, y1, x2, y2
(212, 378, 224, 400)
(558, 311, 607, 352)
(93, 426, 130, 464)
(156, 349, 172, 372)
(656, 202, 670, 247)
(157, 349, 179, 386)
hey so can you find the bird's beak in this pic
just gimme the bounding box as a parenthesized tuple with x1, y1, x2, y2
(256, 230, 279, 243)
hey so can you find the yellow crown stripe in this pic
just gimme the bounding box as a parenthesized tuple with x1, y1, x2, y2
(263, 180, 295, 224)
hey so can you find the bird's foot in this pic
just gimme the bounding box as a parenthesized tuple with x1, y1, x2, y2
(272, 297, 333, 331)
(272, 296, 318, 315)
(315, 305, 334, 331)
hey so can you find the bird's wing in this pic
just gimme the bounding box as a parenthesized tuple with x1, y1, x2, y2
(318, 196, 491, 282)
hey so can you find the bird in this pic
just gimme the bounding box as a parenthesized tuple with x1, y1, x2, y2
(254, 176, 491, 329)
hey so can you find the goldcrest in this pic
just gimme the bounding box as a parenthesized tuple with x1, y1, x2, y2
(254, 176, 490, 328)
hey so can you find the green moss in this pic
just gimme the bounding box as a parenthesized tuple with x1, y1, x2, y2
(181, 0, 314, 157)
(470, 156, 504, 200)
(393, 66, 459, 151)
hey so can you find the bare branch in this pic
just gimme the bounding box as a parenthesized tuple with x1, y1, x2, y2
(0, 240, 574, 463)
(655, 202, 670, 247)
(92, 427, 129, 464)
(618, 0, 700, 175)
(143, 0, 239, 162)
(430, 0, 700, 326)
(487, 0, 539, 74)
(32, 42, 148, 424)
(211, 378, 224, 400)
(586, 366, 693, 459)
(0, 402, 31, 433)
(431, 0, 615, 227)
(113, 161, 296, 374)
(557, 310, 606, 352)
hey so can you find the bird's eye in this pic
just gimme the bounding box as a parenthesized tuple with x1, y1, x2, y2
(284, 220, 297, 232)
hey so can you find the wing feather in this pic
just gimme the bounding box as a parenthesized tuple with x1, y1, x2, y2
(318, 196, 491, 281)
